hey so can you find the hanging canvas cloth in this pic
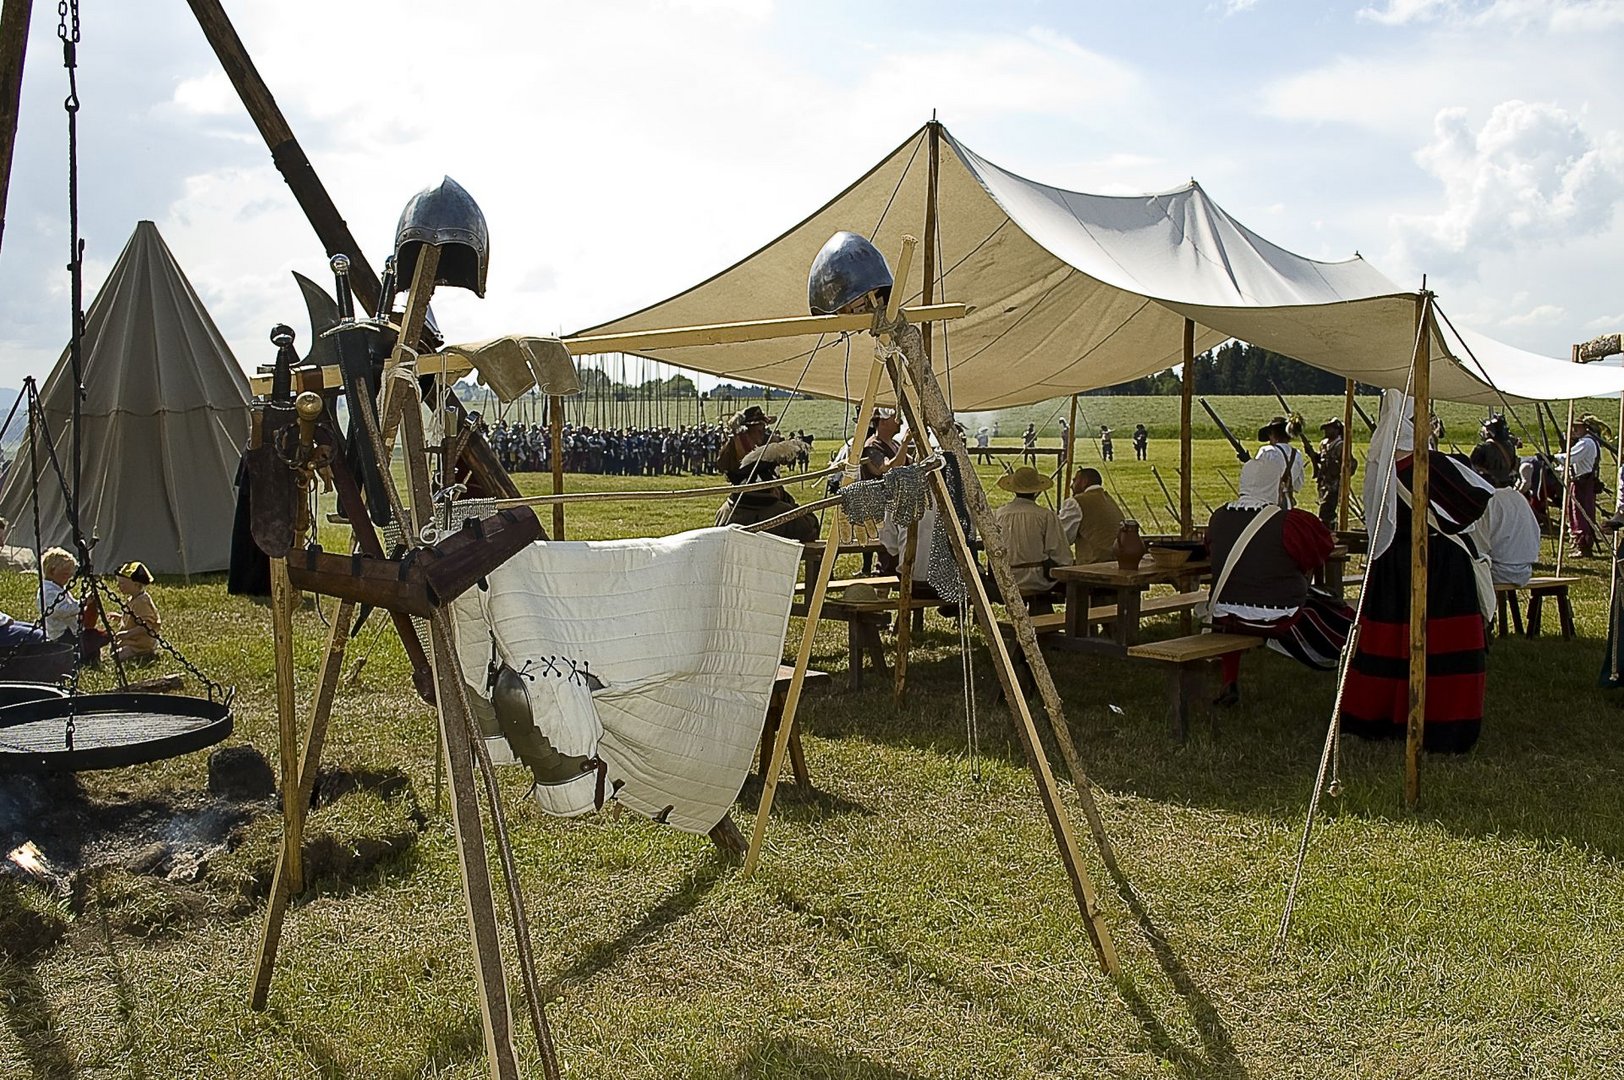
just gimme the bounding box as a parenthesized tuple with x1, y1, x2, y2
(450, 525, 803, 834)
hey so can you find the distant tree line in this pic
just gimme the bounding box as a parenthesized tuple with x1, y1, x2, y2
(1085, 342, 1377, 396)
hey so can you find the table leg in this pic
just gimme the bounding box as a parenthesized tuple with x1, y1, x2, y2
(1115, 588, 1143, 649)
(847, 621, 863, 690)
(1064, 580, 1082, 639)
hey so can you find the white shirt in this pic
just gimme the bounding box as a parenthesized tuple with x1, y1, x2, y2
(1477, 486, 1541, 586)
(975, 430, 990, 448)
(41, 579, 80, 642)
(1256, 442, 1306, 505)
(992, 496, 1072, 594)
(1556, 433, 1599, 480)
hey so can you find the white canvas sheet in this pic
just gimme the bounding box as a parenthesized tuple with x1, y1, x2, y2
(579, 124, 1624, 408)
(450, 525, 803, 834)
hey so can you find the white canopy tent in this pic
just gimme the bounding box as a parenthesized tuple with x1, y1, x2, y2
(579, 122, 1624, 408)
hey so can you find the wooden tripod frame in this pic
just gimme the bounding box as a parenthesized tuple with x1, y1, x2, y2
(742, 238, 1120, 976)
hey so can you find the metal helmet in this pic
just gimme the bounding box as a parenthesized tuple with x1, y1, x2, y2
(807, 231, 892, 315)
(394, 175, 490, 298)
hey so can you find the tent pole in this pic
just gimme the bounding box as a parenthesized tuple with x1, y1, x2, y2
(0, 0, 32, 259)
(1405, 294, 1432, 811)
(1557, 398, 1576, 576)
(893, 118, 941, 703)
(1180, 320, 1194, 537)
(550, 394, 565, 539)
(1339, 379, 1355, 531)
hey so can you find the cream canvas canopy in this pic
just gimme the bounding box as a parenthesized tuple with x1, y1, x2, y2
(0, 221, 251, 576)
(579, 122, 1624, 407)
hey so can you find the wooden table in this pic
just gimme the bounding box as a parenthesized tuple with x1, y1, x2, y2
(1051, 557, 1212, 654)
(1313, 544, 1352, 599)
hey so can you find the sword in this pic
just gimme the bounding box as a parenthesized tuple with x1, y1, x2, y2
(1199, 397, 1251, 462)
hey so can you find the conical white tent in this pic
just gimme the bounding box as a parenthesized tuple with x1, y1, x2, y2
(579, 122, 1624, 407)
(0, 221, 251, 575)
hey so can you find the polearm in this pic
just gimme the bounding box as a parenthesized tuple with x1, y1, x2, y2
(1351, 397, 1377, 433)
(1149, 465, 1180, 523)
(1216, 467, 1239, 497)
(1140, 496, 1168, 534)
(1175, 467, 1215, 515)
(1199, 397, 1251, 462)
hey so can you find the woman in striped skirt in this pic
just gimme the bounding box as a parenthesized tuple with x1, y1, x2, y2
(1340, 392, 1492, 753)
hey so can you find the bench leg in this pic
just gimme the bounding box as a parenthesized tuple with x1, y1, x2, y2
(859, 623, 888, 679)
(847, 622, 863, 690)
(1496, 591, 1510, 638)
(1509, 593, 1525, 636)
(787, 726, 810, 788)
(1527, 594, 1544, 638)
(1558, 589, 1575, 640)
(1167, 665, 1199, 741)
(911, 606, 924, 634)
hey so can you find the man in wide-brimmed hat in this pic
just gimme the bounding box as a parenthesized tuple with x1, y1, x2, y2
(1255, 415, 1306, 509)
(714, 406, 818, 542)
(992, 465, 1071, 613)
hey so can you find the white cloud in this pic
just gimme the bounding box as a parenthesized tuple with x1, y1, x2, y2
(1391, 100, 1624, 275)
(169, 71, 237, 116)
(1500, 303, 1565, 327)
(1358, 0, 1624, 29)
(1224, 0, 1261, 14)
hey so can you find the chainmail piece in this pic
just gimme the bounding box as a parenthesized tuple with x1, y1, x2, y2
(838, 463, 928, 531)
(838, 478, 888, 529)
(926, 456, 973, 604)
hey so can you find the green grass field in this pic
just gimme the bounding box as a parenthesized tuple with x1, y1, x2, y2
(2, 424, 1622, 1079)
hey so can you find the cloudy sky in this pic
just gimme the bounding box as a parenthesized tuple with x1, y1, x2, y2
(0, 0, 1619, 392)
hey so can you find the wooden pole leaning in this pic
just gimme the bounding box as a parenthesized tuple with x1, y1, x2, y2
(550, 394, 566, 540)
(1405, 294, 1433, 811)
(1339, 380, 1355, 531)
(743, 238, 918, 879)
(251, 597, 355, 1010)
(0, 0, 33, 259)
(888, 341, 1119, 976)
(268, 558, 303, 894)
(1181, 319, 1195, 537)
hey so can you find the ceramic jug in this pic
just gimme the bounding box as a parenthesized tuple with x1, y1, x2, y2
(1114, 519, 1147, 570)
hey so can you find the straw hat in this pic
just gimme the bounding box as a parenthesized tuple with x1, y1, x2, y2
(840, 582, 881, 603)
(997, 465, 1050, 495)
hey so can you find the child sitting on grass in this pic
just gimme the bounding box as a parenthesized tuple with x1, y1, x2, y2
(110, 561, 160, 664)
(40, 546, 108, 664)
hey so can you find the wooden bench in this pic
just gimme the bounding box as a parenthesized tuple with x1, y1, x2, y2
(1494, 576, 1578, 639)
(788, 598, 891, 689)
(1126, 633, 1264, 739)
(792, 574, 900, 596)
(756, 665, 831, 790)
(995, 590, 1205, 640)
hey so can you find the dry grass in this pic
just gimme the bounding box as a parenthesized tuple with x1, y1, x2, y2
(0, 433, 1621, 1078)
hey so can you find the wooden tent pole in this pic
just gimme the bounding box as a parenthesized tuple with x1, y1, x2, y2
(550, 394, 565, 539)
(0, 0, 32, 258)
(1180, 319, 1194, 536)
(745, 238, 917, 879)
(1405, 294, 1432, 810)
(894, 120, 941, 703)
(1339, 379, 1355, 531)
(1557, 398, 1576, 577)
(1064, 393, 1079, 495)
(890, 340, 1118, 976)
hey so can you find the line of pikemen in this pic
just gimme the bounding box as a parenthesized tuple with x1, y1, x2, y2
(481, 418, 820, 477)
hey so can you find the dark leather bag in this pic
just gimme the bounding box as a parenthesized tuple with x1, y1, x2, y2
(286, 506, 541, 616)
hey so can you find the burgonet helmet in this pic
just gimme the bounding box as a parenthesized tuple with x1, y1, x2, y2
(394, 176, 490, 298)
(808, 231, 892, 315)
